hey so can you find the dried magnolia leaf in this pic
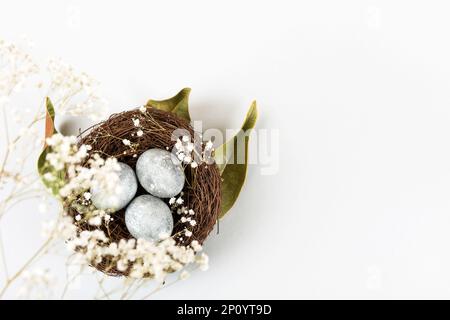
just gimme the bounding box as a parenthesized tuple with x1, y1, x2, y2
(146, 88, 191, 122)
(37, 97, 61, 195)
(215, 101, 258, 218)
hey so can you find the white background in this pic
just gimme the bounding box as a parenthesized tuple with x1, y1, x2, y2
(2, 0, 450, 299)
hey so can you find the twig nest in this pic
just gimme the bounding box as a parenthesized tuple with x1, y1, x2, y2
(136, 148, 185, 198)
(125, 194, 174, 242)
(91, 162, 137, 211)
(71, 107, 222, 276)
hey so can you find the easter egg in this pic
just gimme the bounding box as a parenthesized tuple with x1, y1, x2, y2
(136, 148, 185, 198)
(125, 194, 174, 241)
(91, 162, 137, 211)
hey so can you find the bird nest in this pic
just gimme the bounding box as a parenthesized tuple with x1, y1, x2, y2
(68, 107, 221, 276)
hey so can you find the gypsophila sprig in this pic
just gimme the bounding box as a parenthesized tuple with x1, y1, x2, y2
(64, 228, 208, 281)
(47, 58, 107, 120)
(0, 37, 121, 299)
(174, 135, 215, 168)
(44, 135, 118, 197)
(0, 38, 39, 95)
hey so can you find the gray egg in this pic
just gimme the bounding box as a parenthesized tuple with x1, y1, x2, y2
(136, 148, 185, 198)
(125, 194, 174, 241)
(91, 162, 138, 211)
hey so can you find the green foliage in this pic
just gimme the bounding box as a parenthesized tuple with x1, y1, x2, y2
(214, 101, 258, 218)
(37, 97, 64, 196)
(146, 88, 191, 122)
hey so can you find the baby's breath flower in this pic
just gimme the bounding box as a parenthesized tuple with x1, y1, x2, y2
(190, 240, 202, 252)
(88, 215, 102, 226)
(122, 139, 131, 146)
(173, 136, 215, 167)
(132, 118, 140, 127)
(47, 58, 107, 120)
(196, 253, 209, 271)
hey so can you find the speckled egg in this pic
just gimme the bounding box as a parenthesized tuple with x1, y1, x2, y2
(91, 162, 138, 211)
(125, 194, 174, 241)
(136, 148, 185, 198)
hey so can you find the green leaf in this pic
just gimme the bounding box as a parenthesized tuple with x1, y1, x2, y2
(146, 88, 191, 122)
(37, 97, 61, 196)
(215, 101, 258, 218)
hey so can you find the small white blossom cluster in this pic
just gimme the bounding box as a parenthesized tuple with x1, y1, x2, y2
(43, 134, 120, 227)
(72, 205, 113, 227)
(169, 194, 197, 241)
(47, 58, 107, 120)
(131, 117, 144, 137)
(43, 134, 121, 203)
(44, 134, 89, 171)
(174, 135, 214, 168)
(65, 229, 208, 280)
(0, 38, 39, 96)
(42, 215, 77, 240)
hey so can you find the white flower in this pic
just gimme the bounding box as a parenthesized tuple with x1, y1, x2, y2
(83, 192, 91, 200)
(205, 141, 213, 150)
(122, 139, 131, 146)
(136, 129, 143, 137)
(88, 215, 102, 226)
(172, 135, 215, 167)
(190, 220, 197, 226)
(169, 197, 176, 205)
(47, 58, 108, 120)
(132, 118, 140, 127)
(0, 39, 39, 97)
(180, 270, 190, 280)
(176, 197, 184, 205)
(185, 229, 192, 237)
(188, 209, 195, 215)
(183, 155, 192, 164)
(42, 216, 77, 240)
(196, 253, 209, 271)
(190, 240, 202, 252)
(117, 260, 128, 272)
(139, 105, 146, 113)
(177, 152, 185, 161)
